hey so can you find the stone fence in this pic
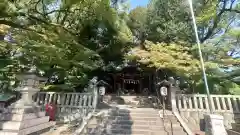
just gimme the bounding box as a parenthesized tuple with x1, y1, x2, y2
(175, 94, 240, 130)
(33, 92, 98, 122)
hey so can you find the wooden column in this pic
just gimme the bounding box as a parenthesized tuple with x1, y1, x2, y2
(149, 75, 151, 92)
(139, 78, 142, 94)
(113, 75, 116, 93)
(122, 74, 124, 91)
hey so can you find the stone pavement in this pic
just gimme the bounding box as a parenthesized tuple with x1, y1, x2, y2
(40, 124, 69, 135)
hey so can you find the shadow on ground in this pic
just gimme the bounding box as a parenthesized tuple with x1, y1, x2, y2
(103, 107, 133, 135)
(132, 96, 158, 108)
(103, 95, 125, 105)
(65, 97, 133, 135)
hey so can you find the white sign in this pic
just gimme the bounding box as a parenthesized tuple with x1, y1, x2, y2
(160, 87, 168, 96)
(99, 86, 105, 95)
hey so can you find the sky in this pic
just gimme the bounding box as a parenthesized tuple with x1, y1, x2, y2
(130, 0, 149, 9)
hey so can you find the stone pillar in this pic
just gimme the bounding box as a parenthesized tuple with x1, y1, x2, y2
(0, 68, 55, 135)
(204, 114, 228, 135)
(168, 77, 177, 111)
(93, 81, 98, 110)
(170, 86, 177, 112)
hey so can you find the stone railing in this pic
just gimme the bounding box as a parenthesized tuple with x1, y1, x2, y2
(33, 91, 98, 122)
(170, 87, 194, 135)
(175, 94, 240, 130)
(176, 94, 240, 113)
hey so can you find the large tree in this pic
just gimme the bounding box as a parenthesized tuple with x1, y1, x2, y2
(126, 0, 240, 94)
(0, 0, 133, 91)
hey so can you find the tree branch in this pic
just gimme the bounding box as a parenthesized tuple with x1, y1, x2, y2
(200, 0, 227, 43)
(0, 19, 43, 34)
(224, 9, 240, 13)
(230, 0, 236, 9)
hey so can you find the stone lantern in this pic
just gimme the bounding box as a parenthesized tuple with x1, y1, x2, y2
(14, 67, 47, 107)
(0, 67, 55, 135)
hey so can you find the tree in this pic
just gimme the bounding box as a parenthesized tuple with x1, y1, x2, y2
(1, 0, 240, 94)
(125, 0, 240, 94)
(0, 0, 133, 90)
(195, 0, 240, 43)
(145, 0, 195, 43)
(126, 41, 201, 77)
(128, 6, 148, 45)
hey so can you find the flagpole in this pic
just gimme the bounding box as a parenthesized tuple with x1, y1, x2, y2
(187, 0, 213, 113)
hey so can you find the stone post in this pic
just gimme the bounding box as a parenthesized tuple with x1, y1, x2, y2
(89, 77, 98, 107)
(92, 84, 98, 111)
(170, 86, 177, 112)
(0, 67, 55, 135)
(13, 75, 43, 108)
(168, 77, 178, 111)
(204, 114, 228, 135)
(8, 67, 46, 109)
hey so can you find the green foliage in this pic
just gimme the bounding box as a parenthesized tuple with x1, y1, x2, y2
(42, 84, 75, 92)
(0, 0, 133, 90)
(126, 41, 201, 77)
(127, 6, 147, 43)
(0, 0, 240, 94)
(0, 41, 19, 92)
(125, 0, 240, 94)
(146, 0, 195, 43)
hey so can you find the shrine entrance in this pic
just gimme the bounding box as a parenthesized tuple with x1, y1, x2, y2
(108, 66, 153, 96)
(119, 75, 141, 95)
(123, 79, 140, 94)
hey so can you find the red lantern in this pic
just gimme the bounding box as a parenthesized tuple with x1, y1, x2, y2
(45, 103, 56, 121)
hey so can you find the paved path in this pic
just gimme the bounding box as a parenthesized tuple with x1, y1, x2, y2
(194, 130, 205, 135)
(41, 124, 69, 135)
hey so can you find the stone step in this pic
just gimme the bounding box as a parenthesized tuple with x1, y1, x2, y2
(109, 112, 159, 117)
(162, 117, 179, 122)
(110, 109, 159, 114)
(118, 113, 170, 118)
(109, 120, 181, 126)
(3, 107, 42, 114)
(85, 122, 182, 130)
(82, 127, 186, 135)
(82, 133, 188, 135)
(82, 125, 187, 135)
(108, 115, 179, 123)
(0, 112, 46, 121)
(107, 117, 179, 124)
(101, 128, 187, 135)
(108, 114, 178, 119)
(0, 116, 49, 130)
(108, 124, 183, 130)
(0, 121, 55, 135)
(82, 132, 188, 135)
(107, 116, 161, 121)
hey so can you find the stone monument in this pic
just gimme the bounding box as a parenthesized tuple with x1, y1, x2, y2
(204, 114, 227, 135)
(0, 67, 55, 135)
